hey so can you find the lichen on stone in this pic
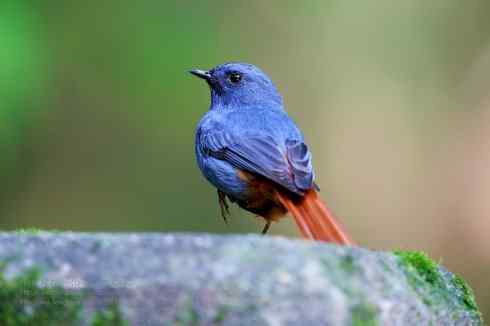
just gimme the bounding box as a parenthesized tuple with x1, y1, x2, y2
(0, 261, 127, 326)
(91, 301, 128, 326)
(340, 254, 356, 274)
(174, 297, 200, 326)
(351, 302, 378, 326)
(0, 263, 82, 325)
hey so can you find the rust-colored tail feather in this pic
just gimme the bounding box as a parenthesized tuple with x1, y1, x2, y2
(276, 189, 355, 246)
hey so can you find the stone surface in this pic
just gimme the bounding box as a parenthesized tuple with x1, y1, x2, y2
(0, 232, 482, 325)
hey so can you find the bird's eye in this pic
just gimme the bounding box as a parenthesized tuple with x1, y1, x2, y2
(229, 72, 242, 84)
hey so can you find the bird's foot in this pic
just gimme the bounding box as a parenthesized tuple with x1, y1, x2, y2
(217, 190, 231, 224)
(261, 221, 271, 235)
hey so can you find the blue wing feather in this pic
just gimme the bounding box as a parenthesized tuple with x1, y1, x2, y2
(285, 139, 314, 190)
(199, 130, 314, 194)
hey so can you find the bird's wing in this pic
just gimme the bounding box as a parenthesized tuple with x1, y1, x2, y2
(199, 130, 314, 194)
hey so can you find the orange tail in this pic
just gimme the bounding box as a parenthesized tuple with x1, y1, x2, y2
(276, 189, 355, 246)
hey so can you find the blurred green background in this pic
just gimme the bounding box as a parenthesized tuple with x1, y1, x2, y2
(1, 0, 490, 317)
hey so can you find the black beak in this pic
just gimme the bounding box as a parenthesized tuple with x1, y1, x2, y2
(189, 69, 211, 81)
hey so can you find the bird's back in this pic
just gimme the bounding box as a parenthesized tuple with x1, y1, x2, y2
(198, 106, 303, 146)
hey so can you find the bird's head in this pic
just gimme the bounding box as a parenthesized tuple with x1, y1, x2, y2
(190, 62, 283, 109)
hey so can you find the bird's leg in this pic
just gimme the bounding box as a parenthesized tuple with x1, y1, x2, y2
(261, 221, 271, 235)
(217, 190, 230, 223)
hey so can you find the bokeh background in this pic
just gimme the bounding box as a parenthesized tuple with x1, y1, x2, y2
(1, 0, 490, 317)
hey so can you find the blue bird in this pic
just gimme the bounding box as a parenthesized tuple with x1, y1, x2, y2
(190, 62, 353, 245)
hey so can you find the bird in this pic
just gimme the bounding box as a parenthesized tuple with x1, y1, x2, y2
(190, 62, 354, 245)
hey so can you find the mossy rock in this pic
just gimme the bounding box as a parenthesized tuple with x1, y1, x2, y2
(0, 232, 482, 325)
(0, 261, 126, 325)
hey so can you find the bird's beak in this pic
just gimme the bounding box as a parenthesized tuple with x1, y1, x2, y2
(189, 69, 211, 81)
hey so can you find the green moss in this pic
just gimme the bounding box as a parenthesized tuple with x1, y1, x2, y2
(394, 251, 442, 287)
(394, 251, 482, 324)
(394, 250, 445, 309)
(0, 261, 127, 325)
(351, 302, 378, 326)
(14, 229, 62, 235)
(340, 254, 356, 274)
(174, 298, 200, 326)
(0, 264, 82, 325)
(91, 301, 128, 326)
(15, 228, 42, 235)
(213, 305, 229, 324)
(452, 275, 479, 315)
